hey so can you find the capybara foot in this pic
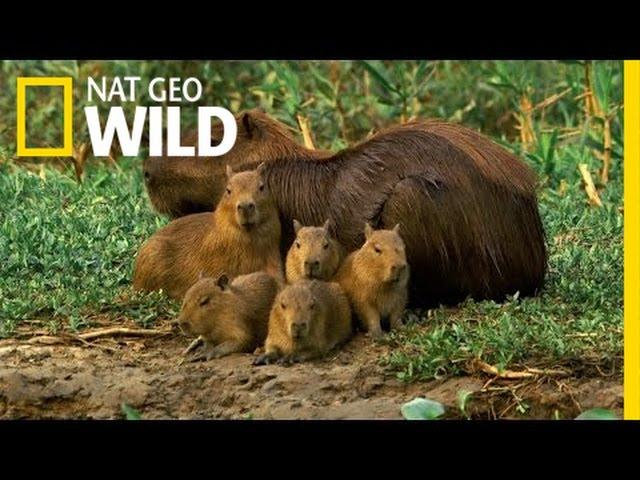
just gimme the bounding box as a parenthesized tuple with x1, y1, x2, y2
(368, 329, 384, 342)
(254, 352, 279, 366)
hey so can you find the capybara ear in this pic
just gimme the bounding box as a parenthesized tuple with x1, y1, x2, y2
(225, 165, 234, 180)
(322, 219, 330, 233)
(242, 112, 255, 139)
(257, 162, 266, 177)
(364, 222, 374, 240)
(216, 273, 230, 291)
(393, 223, 401, 234)
(293, 219, 303, 234)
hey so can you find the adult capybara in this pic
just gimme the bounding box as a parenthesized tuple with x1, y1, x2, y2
(177, 272, 278, 360)
(142, 109, 547, 307)
(133, 162, 283, 299)
(335, 223, 409, 339)
(254, 280, 352, 365)
(285, 219, 345, 283)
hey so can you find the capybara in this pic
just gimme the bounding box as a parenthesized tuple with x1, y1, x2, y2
(142, 109, 547, 308)
(178, 271, 278, 359)
(254, 280, 352, 365)
(285, 219, 345, 283)
(133, 162, 283, 299)
(335, 223, 409, 340)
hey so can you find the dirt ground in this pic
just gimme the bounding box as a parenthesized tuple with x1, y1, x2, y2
(0, 319, 623, 420)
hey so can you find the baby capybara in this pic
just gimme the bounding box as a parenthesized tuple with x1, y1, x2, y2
(334, 223, 409, 340)
(178, 271, 279, 360)
(133, 163, 283, 299)
(285, 219, 345, 283)
(254, 280, 352, 365)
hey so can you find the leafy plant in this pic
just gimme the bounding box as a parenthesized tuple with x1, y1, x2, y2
(121, 403, 142, 420)
(575, 408, 618, 420)
(400, 397, 445, 420)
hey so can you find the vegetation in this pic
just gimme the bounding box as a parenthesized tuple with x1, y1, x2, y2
(0, 60, 623, 380)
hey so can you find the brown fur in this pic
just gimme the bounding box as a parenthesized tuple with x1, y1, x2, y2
(285, 219, 345, 283)
(177, 272, 278, 359)
(254, 280, 352, 364)
(133, 163, 283, 299)
(143, 109, 547, 307)
(334, 223, 409, 339)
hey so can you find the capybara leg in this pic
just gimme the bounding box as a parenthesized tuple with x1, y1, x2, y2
(389, 308, 404, 331)
(358, 304, 383, 340)
(189, 340, 217, 362)
(207, 340, 246, 359)
(265, 254, 286, 289)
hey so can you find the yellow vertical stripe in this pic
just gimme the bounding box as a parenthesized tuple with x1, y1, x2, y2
(624, 60, 640, 420)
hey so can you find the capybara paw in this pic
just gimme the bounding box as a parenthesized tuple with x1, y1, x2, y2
(277, 355, 295, 366)
(253, 353, 274, 366)
(368, 329, 384, 341)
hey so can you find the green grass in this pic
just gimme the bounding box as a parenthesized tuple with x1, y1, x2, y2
(0, 160, 177, 336)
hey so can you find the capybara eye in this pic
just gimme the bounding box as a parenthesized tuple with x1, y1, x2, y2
(323, 243, 329, 250)
(295, 242, 301, 249)
(374, 245, 382, 254)
(226, 188, 231, 195)
(309, 303, 315, 310)
(281, 302, 286, 309)
(259, 183, 265, 192)
(199, 297, 210, 307)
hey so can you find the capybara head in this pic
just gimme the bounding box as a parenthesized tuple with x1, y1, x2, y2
(177, 274, 233, 337)
(143, 109, 297, 217)
(218, 162, 274, 230)
(361, 223, 408, 284)
(276, 283, 319, 342)
(290, 219, 341, 280)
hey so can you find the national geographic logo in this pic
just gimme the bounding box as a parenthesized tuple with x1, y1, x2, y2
(16, 77, 73, 157)
(16, 76, 237, 158)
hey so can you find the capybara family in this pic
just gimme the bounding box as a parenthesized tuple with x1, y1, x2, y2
(254, 280, 352, 365)
(178, 271, 279, 359)
(285, 219, 345, 282)
(142, 109, 547, 308)
(133, 163, 283, 299)
(335, 223, 409, 339)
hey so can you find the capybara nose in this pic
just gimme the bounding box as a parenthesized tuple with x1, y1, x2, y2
(178, 320, 191, 335)
(237, 202, 255, 213)
(304, 260, 320, 277)
(292, 323, 305, 337)
(390, 263, 407, 280)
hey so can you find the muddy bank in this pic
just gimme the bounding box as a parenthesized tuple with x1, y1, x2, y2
(0, 324, 623, 420)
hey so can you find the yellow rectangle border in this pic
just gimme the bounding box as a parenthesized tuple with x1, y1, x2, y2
(16, 77, 73, 157)
(624, 60, 639, 420)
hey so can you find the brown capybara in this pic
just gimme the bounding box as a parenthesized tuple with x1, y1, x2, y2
(178, 271, 278, 360)
(254, 280, 352, 365)
(133, 162, 283, 299)
(285, 219, 345, 283)
(334, 223, 409, 340)
(142, 109, 547, 308)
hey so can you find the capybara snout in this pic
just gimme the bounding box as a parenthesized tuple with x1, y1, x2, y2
(304, 259, 321, 278)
